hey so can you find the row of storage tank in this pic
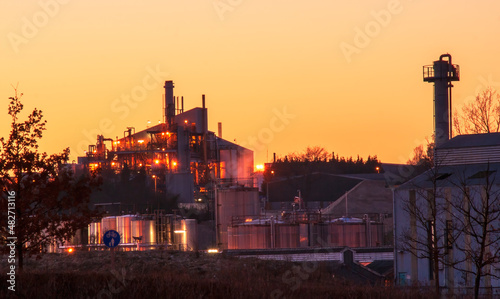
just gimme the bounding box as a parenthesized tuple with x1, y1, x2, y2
(227, 217, 385, 250)
(217, 188, 389, 250)
(66, 214, 197, 251)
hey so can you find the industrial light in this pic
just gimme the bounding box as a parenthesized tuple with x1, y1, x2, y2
(155, 160, 160, 164)
(174, 230, 185, 234)
(255, 164, 264, 171)
(138, 140, 144, 144)
(111, 162, 115, 166)
(68, 248, 74, 253)
(173, 161, 177, 166)
(184, 120, 188, 124)
(207, 249, 219, 254)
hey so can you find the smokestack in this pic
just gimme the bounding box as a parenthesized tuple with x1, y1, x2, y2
(423, 54, 459, 148)
(218, 122, 222, 138)
(164, 81, 175, 127)
(202, 94, 205, 109)
(202, 94, 208, 163)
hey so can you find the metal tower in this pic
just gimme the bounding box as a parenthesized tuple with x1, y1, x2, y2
(423, 54, 460, 147)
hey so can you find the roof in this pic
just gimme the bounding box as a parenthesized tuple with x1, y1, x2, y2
(397, 162, 500, 190)
(268, 173, 363, 202)
(438, 132, 500, 149)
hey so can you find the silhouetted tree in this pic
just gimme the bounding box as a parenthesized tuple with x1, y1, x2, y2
(268, 146, 380, 178)
(454, 87, 500, 135)
(0, 90, 102, 269)
(407, 136, 434, 172)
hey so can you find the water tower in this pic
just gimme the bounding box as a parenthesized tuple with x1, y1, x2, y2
(423, 54, 460, 147)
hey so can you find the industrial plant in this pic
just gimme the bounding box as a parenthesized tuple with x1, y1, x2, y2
(51, 80, 394, 259)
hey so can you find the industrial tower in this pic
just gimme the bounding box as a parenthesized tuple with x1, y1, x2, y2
(423, 54, 460, 147)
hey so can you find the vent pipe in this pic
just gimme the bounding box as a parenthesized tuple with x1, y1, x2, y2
(164, 81, 175, 127)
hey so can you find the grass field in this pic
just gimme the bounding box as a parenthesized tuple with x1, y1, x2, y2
(1, 250, 432, 299)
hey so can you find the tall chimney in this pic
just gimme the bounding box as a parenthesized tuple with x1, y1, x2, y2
(164, 81, 175, 127)
(218, 122, 222, 138)
(423, 54, 460, 148)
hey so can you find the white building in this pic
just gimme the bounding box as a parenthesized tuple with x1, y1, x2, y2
(394, 133, 500, 295)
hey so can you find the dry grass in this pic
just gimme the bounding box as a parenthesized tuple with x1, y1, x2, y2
(1, 250, 432, 299)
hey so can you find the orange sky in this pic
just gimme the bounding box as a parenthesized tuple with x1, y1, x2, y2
(2, 0, 500, 165)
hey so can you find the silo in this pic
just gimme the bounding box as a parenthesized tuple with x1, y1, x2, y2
(275, 224, 300, 249)
(216, 188, 260, 250)
(184, 219, 198, 251)
(116, 215, 135, 244)
(88, 221, 102, 244)
(228, 224, 271, 249)
(142, 219, 157, 245)
(101, 216, 117, 232)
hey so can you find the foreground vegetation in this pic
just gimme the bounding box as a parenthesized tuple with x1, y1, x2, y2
(0, 250, 437, 299)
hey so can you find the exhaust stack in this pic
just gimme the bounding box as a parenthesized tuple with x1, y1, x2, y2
(423, 54, 460, 148)
(164, 81, 175, 127)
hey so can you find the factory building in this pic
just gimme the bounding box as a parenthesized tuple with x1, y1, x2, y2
(78, 81, 254, 204)
(394, 54, 500, 295)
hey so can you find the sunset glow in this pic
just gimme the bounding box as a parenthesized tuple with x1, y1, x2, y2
(2, 1, 500, 165)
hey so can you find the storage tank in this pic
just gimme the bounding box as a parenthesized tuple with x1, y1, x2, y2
(216, 188, 260, 249)
(228, 224, 271, 249)
(116, 215, 135, 244)
(184, 219, 198, 251)
(131, 219, 157, 245)
(88, 222, 102, 244)
(101, 216, 117, 232)
(275, 224, 299, 249)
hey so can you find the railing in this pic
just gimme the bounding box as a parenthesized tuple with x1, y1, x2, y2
(423, 64, 460, 81)
(231, 213, 389, 226)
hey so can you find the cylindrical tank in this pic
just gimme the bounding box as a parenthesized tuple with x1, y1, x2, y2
(275, 224, 299, 249)
(144, 219, 156, 245)
(116, 215, 135, 244)
(228, 224, 270, 249)
(101, 216, 117, 232)
(216, 188, 260, 249)
(88, 222, 102, 244)
(131, 219, 157, 245)
(131, 219, 143, 244)
(184, 219, 198, 251)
